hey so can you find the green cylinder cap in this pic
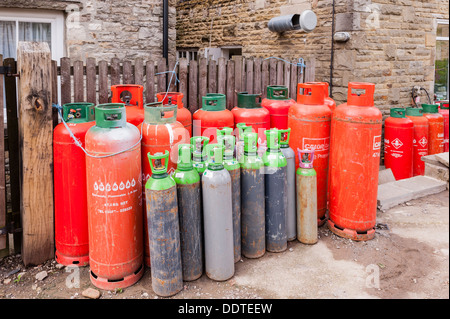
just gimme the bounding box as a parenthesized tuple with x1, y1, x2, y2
(390, 108, 407, 118)
(279, 128, 291, 148)
(236, 123, 253, 141)
(202, 93, 226, 111)
(265, 129, 281, 150)
(243, 132, 258, 154)
(237, 92, 262, 109)
(422, 104, 439, 114)
(63, 102, 95, 123)
(218, 135, 236, 159)
(440, 101, 449, 110)
(148, 150, 170, 178)
(144, 102, 178, 124)
(177, 144, 193, 171)
(191, 136, 210, 162)
(406, 107, 424, 117)
(217, 127, 233, 137)
(267, 86, 289, 100)
(205, 143, 224, 170)
(95, 103, 127, 128)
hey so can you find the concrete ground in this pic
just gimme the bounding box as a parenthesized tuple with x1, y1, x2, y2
(0, 190, 448, 300)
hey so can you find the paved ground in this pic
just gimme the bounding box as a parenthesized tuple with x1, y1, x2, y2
(0, 190, 448, 300)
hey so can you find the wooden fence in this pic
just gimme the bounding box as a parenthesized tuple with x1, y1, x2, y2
(1, 47, 316, 262)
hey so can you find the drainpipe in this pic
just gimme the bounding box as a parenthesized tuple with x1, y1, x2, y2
(329, 0, 336, 98)
(163, 0, 169, 60)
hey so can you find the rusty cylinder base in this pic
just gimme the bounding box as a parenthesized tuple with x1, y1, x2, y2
(90, 264, 144, 290)
(327, 219, 375, 241)
(55, 251, 89, 267)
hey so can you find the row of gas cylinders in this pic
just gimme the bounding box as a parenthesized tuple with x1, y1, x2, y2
(53, 81, 388, 294)
(384, 101, 449, 181)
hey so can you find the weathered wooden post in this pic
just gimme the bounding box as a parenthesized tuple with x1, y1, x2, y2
(17, 42, 54, 266)
(0, 54, 6, 252)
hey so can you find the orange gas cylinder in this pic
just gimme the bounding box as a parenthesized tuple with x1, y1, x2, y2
(232, 92, 270, 145)
(304, 82, 336, 112)
(406, 107, 429, 176)
(261, 86, 295, 129)
(328, 82, 382, 241)
(288, 83, 332, 226)
(85, 103, 144, 290)
(422, 104, 445, 155)
(139, 102, 189, 267)
(193, 93, 234, 143)
(111, 84, 144, 126)
(156, 92, 192, 136)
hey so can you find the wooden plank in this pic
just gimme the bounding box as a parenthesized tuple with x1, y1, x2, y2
(262, 58, 269, 99)
(290, 59, 298, 100)
(86, 57, 96, 104)
(284, 61, 291, 89)
(304, 57, 316, 83)
(51, 60, 59, 127)
(60, 57, 71, 105)
(217, 57, 227, 95)
(188, 59, 198, 112)
(226, 59, 235, 110)
(122, 60, 133, 84)
(178, 58, 188, 107)
(110, 57, 121, 86)
(98, 60, 109, 104)
(0, 55, 6, 250)
(276, 60, 284, 86)
(253, 57, 262, 96)
(73, 60, 84, 102)
(198, 57, 207, 102)
(145, 60, 156, 104)
(269, 58, 277, 86)
(208, 58, 217, 94)
(134, 58, 144, 86)
(246, 57, 254, 94)
(17, 42, 54, 266)
(157, 57, 167, 94)
(168, 57, 177, 92)
(242, 57, 247, 92)
(234, 56, 243, 105)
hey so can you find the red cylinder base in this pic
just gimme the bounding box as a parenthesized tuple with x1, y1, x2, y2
(327, 219, 375, 241)
(55, 251, 89, 267)
(318, 214, 327, 227)
(90, 264, 144, 290)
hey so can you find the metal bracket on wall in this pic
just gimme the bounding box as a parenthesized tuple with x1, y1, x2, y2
(0, 66, 19, 77)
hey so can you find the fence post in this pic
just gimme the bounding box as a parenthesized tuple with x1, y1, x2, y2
(17, 42, 54, 266)
(0, 55, 6, 251)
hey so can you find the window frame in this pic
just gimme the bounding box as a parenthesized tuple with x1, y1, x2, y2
(435, 19, 449, 101)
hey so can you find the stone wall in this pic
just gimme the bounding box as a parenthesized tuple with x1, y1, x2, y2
(176, 0, 449, 111)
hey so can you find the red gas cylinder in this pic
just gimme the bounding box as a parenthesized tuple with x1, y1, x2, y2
(406, 107, 429, 176)
(261, 86, 296, 129)
(384, 108, 414, 180)
(85, 103, 144, 290)
(54, 103, 95, 266)
(288, 82, 332, 226)
(193, 93, 234, 143)
(140, 102, 188, 267)
(111, 84, 144, 126)
(304, 82, 336, 113)
(439, 101, 449, 152)
(422, 103, 445, 155)
(156, 92, 192, 137)
(232, 92, 270, 145)
(328, 82, 382, 241)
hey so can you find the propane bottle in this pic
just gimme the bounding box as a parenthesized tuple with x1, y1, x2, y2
(240, 132, 265, 259)
(111, 84, 144, 126)
(202, 143, 234, 281)
(288, 82, 332, 227)
(191, 136, 210, 176)
(145, 151, 183, 297)
(54, 102, 95, 266)
(279, 128, 296, 241)
(406, 107, 429, 176)
(261, 86, 295, 129)
(439, 101, 449, 152)
(296, 149, 318, 245)
(263, 129, 288, 253)
(193, 93, 234, 143)
(140, 102, 188, 267)
(85, 103, 143, 290)
(218, 134, 241, 263)
(232, 92, 270, 145)
(156, 92, 192, 137)
(384, 108, 414, 181)
(172, 144, 203, 281)
(422, 103, 445, 155)
(328, 82, 382, 241)
(236, 123, 253, 163)
(304, 82, 336, 113)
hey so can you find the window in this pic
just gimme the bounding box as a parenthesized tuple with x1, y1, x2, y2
(176, 48, 199, 61)
(435, 20, 449, 101)
(0, 8, 65, 60)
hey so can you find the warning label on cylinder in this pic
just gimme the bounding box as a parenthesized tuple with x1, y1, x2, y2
(91, 178, 140, 214)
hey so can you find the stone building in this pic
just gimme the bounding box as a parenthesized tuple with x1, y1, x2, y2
(176, 0, 449, 112)
(0, 0, 177, 62)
